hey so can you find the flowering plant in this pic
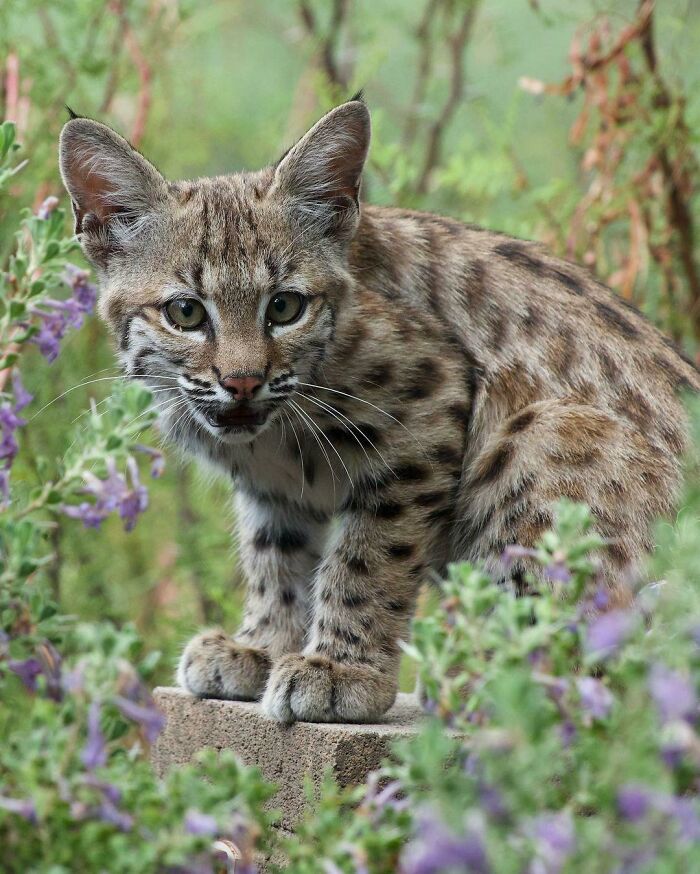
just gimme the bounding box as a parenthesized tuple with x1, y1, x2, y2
(0, 122, 275, 872)
(282, 431, 700, 873)
(1, 117, 699, 873)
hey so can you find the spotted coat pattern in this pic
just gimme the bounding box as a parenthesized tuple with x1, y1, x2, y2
(59, 100, 699, 723)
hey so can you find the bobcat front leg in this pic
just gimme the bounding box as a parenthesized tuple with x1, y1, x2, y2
(262, 497, 430, 722)
(178, 489, 328, 700)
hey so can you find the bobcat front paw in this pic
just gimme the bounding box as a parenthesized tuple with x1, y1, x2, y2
(261, 653, 397, 723)
(177, 629, 271, 700)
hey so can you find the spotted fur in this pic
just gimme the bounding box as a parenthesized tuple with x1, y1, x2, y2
(60, 99, 699, 723)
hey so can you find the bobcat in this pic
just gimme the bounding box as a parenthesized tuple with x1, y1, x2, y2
(59, 98, 699, 723)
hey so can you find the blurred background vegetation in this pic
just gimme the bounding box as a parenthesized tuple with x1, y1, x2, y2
(1, 0, 699, 684)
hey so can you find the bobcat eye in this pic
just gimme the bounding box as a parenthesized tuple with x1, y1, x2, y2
(266, 292, 304, 326)
(165, 298, 207, 330)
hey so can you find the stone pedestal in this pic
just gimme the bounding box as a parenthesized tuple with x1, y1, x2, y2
(151, 687, 423, 831)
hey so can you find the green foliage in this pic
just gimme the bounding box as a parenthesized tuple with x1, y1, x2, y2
(1, 4, 699, 871)
(285, 476, 700, 873)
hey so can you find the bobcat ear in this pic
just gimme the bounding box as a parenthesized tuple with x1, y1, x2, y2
(271, 99, 370, 241)
(59, 118, 167, 267)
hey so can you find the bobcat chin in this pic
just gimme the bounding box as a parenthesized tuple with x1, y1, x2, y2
(60, 98, 699, 723)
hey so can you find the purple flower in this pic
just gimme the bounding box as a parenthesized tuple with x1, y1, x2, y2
(0, 795, 37, 823)
(648, 664, 696, 725)
(8, 641, 62, 700)
(82, 701, 107, 770)
(559, 720, 577, 748)
(502, 544, 537, 568)
(119, 458, 148, 531)
(37, 641, 63, 702)
(184, 808, 219, 836)
(585, 610, 636, 659)
(29, 265, 96, 362)
(478, 783, 508, 822)
(0, 371, 33, 481)
(113, 695, 165, 743)
(401, 810, 490, 874)
(61, 500, 110, 529)
(97, 798, 133, 831)
(81, 774, 122, 806)
(528, 811, 575, 874)
(36, 195, 59, 219)
(135, 443, 165, 478)
(8, 657, 43, 692)
(62, 662, 85, 693)
(576, 677, 614, 720)
(62, 458, 150, 532)
(11, 371, 32, 412)
(663, 796, 700, 842)
(543, 551, 572, 584)
(593, 588, 610, 611)
(617, 785, 651, 822)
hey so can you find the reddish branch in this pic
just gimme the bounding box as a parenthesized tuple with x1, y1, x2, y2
(522, 0, 699, 347)
(298, 0, 352, 94)
(416, 1, 480, 195)
(403, 0, 440, 146)
(638, 3, 700, 341)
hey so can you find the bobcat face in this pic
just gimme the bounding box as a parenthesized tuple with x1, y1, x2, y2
(59, 102, 369, 446)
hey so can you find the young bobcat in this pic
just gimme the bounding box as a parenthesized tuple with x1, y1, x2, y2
(59, 99, 698, 723)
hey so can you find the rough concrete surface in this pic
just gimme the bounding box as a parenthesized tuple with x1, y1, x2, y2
(151, 687, 423, 831)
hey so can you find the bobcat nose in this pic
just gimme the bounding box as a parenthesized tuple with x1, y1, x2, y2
(218, 372, 264, 400)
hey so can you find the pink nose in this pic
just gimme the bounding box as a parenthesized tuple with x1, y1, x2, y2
(219, 373, 264, 400)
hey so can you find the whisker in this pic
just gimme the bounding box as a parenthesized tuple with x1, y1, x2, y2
(298, 392, 393, 481)
(290, 402, 338, 501)
(282, 409, 305, 501)
(296, 381, 426, 453)
(159, 398, 197, 446)
(29, 372, 183, 422)
(289, 398, 353, 491)
(68, 385, 177, 425)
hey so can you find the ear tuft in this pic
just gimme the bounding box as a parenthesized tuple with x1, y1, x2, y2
(271, 100, 371, 242)
(59, 119, 167, 267)
(65, 105, 82, 121)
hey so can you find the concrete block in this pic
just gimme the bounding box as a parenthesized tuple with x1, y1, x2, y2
(151, 688, 423, 831)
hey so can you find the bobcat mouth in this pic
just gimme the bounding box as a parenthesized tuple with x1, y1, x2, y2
(206, 404, 269, 430)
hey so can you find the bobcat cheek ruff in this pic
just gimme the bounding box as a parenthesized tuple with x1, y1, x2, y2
(60, 98, 699, 723)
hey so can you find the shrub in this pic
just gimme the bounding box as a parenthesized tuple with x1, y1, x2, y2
(1, 118, 698, 873)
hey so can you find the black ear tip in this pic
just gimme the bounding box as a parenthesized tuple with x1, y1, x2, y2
(349, 89, 365, 104)
(65, 105, 82, 121)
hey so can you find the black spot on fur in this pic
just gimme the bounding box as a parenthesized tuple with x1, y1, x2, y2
(549, 267, 586, 296)
(471, 441, 514, 488)
(281, 588, 296, 606)
(332, 625, 362, 646)
(447, 402, 471, 430)
(342, 593, 369, 609)
(394, 462, 430, 483)
(507, 409, 536, 435)
(362, 362, 394, 387)
(495, 242, 586, 296)
(345, 554, 370, 575)
(431, 444, 462, 466)
(252, 527, 308, 552)
(427, 506, 454, 524)
(594, 301, 640, 339)
(386, 598, 411, 613)
(376, 501, 405, 519)
(404, 358, 441, 400)
(415, 491, 445, 508)
(388, 542, 415, 559)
